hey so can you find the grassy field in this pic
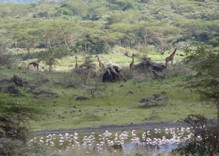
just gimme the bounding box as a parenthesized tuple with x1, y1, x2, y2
(31, 77, 216, 131)
(0, 51, 216, 131)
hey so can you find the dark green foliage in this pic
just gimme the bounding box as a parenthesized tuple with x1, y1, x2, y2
(138, 0, 150, 3)
(176, 114, 219, 156)
(184, 41, 219, 123)
(0, 94, 41, 138)
(74, 35, 110, 54)
(0, 138, 21, 156)
(33, 11, 50, 18)
(0, 93, 43, 155)
(107, 0, 133, 10)
(0, 53, 11, 65)
(83, 8, 101, 21)
(55, 4, 74, 16)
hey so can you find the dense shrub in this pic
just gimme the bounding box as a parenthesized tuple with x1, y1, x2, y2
(58, 72, 83, 88)
(119, 68, 133, 80)
(0, 53, 11, 65)
(0, 94, 43, 155)
(176, 114, 219, 156)
(164, 64, 191, 78)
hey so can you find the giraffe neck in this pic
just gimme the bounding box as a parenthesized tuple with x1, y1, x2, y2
(171, 52, 176, 57)
(97, 56, 102, 64)
(75, 57, 78, 68)
(97, 56, 104, 69)
(170, 49, 177, 58)
(132, 55, 134, 63)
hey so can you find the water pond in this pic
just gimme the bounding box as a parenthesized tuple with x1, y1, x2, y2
(29, 127, 192, 155)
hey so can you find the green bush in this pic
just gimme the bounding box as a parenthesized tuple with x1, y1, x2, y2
(0, 93, 43, 155)
(176, 114, 219, 155)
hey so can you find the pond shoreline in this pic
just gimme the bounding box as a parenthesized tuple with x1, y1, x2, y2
(33, 121, 188, 135)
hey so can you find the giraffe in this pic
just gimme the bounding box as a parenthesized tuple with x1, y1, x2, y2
(106, 58, 120, 76)
(95, 55, 105, 70)
(130, 54, 135, 72)
(28, 61, 39, 71)
(75, 56, 79, 69)
(165, 48, 177, 66)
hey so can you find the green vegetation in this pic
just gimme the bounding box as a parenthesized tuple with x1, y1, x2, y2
(0, 93, 43, 155)
(0, 0, 218, 155)
(185, 41, 219, 124)
(0, 65, 216, 131)
(0, 0, 219, 57)
(0, 0, 217, 132)
(176, 114, 219, 155)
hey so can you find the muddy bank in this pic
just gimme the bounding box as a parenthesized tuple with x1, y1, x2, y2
(34, 122, 188, 136)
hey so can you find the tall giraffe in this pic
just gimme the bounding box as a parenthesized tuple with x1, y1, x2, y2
(75, 56, 78, 69)
(165, 48, 177, 66)
(95, 55, 105, 70)
(130, 54, 135, 72)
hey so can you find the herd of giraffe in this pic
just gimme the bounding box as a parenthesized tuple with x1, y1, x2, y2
(27, 48, 177, 72)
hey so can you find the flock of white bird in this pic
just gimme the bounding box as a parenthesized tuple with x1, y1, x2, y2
(29, 127, 196, 154)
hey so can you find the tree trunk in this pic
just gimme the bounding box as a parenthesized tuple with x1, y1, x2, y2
(217, 102, 219, 125)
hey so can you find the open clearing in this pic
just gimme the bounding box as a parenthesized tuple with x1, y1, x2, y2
(1, 53, 216, 132)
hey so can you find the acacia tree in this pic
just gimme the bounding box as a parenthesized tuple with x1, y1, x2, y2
(37, 19, 77, 70)
(40, 46, 68, 71)
(15, 28, 38, 54)
(9, 19, 41, 56)
(185, 41, 219, 124)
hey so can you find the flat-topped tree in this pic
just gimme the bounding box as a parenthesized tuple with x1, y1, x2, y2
(40, 46, 69, 71)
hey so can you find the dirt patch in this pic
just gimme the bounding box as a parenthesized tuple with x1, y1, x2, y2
(75, 96, 90, 101)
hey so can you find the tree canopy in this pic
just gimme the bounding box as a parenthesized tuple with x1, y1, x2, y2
(0, 0, 218, 55)
(185, 41, 219, 124)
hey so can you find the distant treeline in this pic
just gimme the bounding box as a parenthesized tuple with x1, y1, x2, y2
(0, 0, 218, 55)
